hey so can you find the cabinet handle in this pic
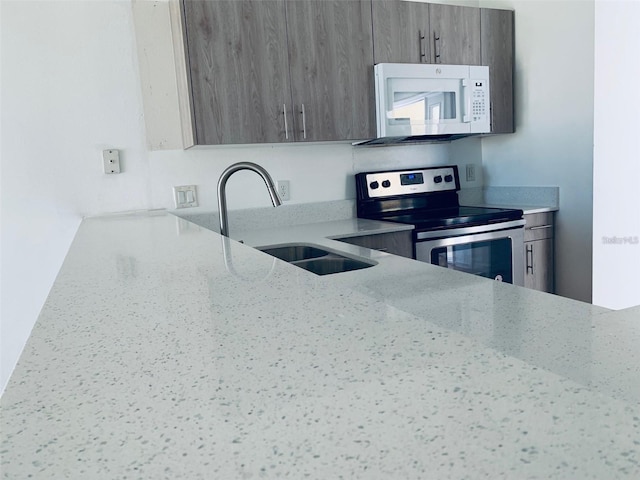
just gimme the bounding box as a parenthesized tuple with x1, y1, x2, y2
(528, 225, 553, 231)
(418, 30, 426, 63)
(526, 244, 534, 274)
(433, 31, 441, 64)
(301, 103, 307, 140)
(283, 104, 289, 140)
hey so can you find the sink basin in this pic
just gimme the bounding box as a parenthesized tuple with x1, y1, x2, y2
(257, 243, 376, 275)
(293, 257, 374, 275)
(258, 245, 329, 262)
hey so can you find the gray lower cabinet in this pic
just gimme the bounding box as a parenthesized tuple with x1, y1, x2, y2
(180, 0, 374, 145)
(337, 231, 414, 259)
(524, 212, 555, 293)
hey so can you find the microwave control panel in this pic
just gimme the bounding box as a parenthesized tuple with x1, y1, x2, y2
(360, 166, 460, 198)
(465, 79, 489, 124)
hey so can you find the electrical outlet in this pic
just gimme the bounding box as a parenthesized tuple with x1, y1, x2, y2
(465, 164, 476, 182)
(103, 149, 121, 174)
(277, 180, 290, 201)
(173, 185, 198, 209)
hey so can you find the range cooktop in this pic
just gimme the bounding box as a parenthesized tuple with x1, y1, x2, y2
(375, 205, 524, 231)
(355, 165, 523, 231)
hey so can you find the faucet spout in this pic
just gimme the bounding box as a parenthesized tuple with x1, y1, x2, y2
(217, 162, 282, 237)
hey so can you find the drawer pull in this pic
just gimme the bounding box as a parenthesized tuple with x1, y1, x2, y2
(527, 224, 553, 231)
(526, 244, 534, 274)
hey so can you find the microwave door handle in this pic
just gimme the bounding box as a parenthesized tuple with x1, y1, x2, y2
(462, 79, 471, 123)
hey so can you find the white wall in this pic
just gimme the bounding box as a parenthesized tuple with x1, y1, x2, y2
(1, 0, 151, 394)
(478, 0, 595, 303)
(592, 1, 640, 309)
(0, 0, 482, 393)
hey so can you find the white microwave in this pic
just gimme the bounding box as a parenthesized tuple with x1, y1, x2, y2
(374, 63, 491, 137)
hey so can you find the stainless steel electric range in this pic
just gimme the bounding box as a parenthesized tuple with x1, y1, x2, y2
(356, 165, 526, 285)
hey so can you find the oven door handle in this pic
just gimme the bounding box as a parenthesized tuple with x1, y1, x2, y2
(415, 219, 526, 240)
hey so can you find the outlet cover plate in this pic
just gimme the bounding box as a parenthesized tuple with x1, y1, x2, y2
(103, 149, 121, 174)
(465, 164, 476, 182)
(277, 180, 290, 201)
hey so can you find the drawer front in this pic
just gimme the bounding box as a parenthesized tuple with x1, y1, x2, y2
(524, 212, 554, 241)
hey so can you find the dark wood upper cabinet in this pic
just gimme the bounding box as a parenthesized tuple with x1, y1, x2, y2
(370, 1, 514, 133)
(179, 0, 514, 145)
(181, 0, 374, 145)
(182, 0, 293, 145)
(481, 7, 515, 133)
(372, 0, 431, 64)
(371, 2, 484, 66)
(428, 3, 481, 65)
(286, 0, 375, 142)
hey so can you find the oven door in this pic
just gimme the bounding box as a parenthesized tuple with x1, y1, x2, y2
(414, 221, 525, 286)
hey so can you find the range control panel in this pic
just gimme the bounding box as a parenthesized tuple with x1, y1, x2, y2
(361, 166, 460, 198)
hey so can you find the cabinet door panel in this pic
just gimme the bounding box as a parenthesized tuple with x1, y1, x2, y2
(525, 239, 554, 293)
(372, 0, 430, 64)
(182, 0, 292, 144)
(481, 8, 514, 133)
(428, 3, 481, 65)
(337, 231, 414, 259)
(286, 0, 375, 142)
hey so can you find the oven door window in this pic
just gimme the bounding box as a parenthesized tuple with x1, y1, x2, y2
(431, 238, 513, 283)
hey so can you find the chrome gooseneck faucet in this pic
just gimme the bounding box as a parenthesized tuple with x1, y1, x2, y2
(217, 162, 282, 237)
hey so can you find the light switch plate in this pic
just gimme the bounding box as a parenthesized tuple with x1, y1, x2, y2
(173, 185, 198, 209)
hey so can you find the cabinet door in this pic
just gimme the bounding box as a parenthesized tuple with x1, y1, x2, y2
(481, 8, 514, 133)
(372, 0, 431, 64)
(428, 3, 481, 65)
(285, 0, 375, 142)
(337, 231, 414, 259)
(182, 0, 293, 145)
(525, 239, 554, 293)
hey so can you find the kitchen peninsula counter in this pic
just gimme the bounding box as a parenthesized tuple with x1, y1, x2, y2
(2, 211, 638, 479)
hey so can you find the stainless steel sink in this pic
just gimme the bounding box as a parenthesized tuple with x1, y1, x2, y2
(293, 257, 374, 275)
(258, 245, 329, 262)
(257, 244, 376, 275)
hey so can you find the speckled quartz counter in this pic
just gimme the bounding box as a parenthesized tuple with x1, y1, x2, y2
(2, 211, 639, 479)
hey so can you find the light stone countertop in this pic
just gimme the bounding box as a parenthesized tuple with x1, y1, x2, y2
(2, 211, 639, 479)
(459, 185, 559, 214)
(472, 203, 558, 215)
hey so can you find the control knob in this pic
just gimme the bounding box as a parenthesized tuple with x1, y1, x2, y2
(381, 180, 391, 188)
(444, 174, 453, 183)
(434, 175, 443, 183)
(369, 181, 379, 190)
